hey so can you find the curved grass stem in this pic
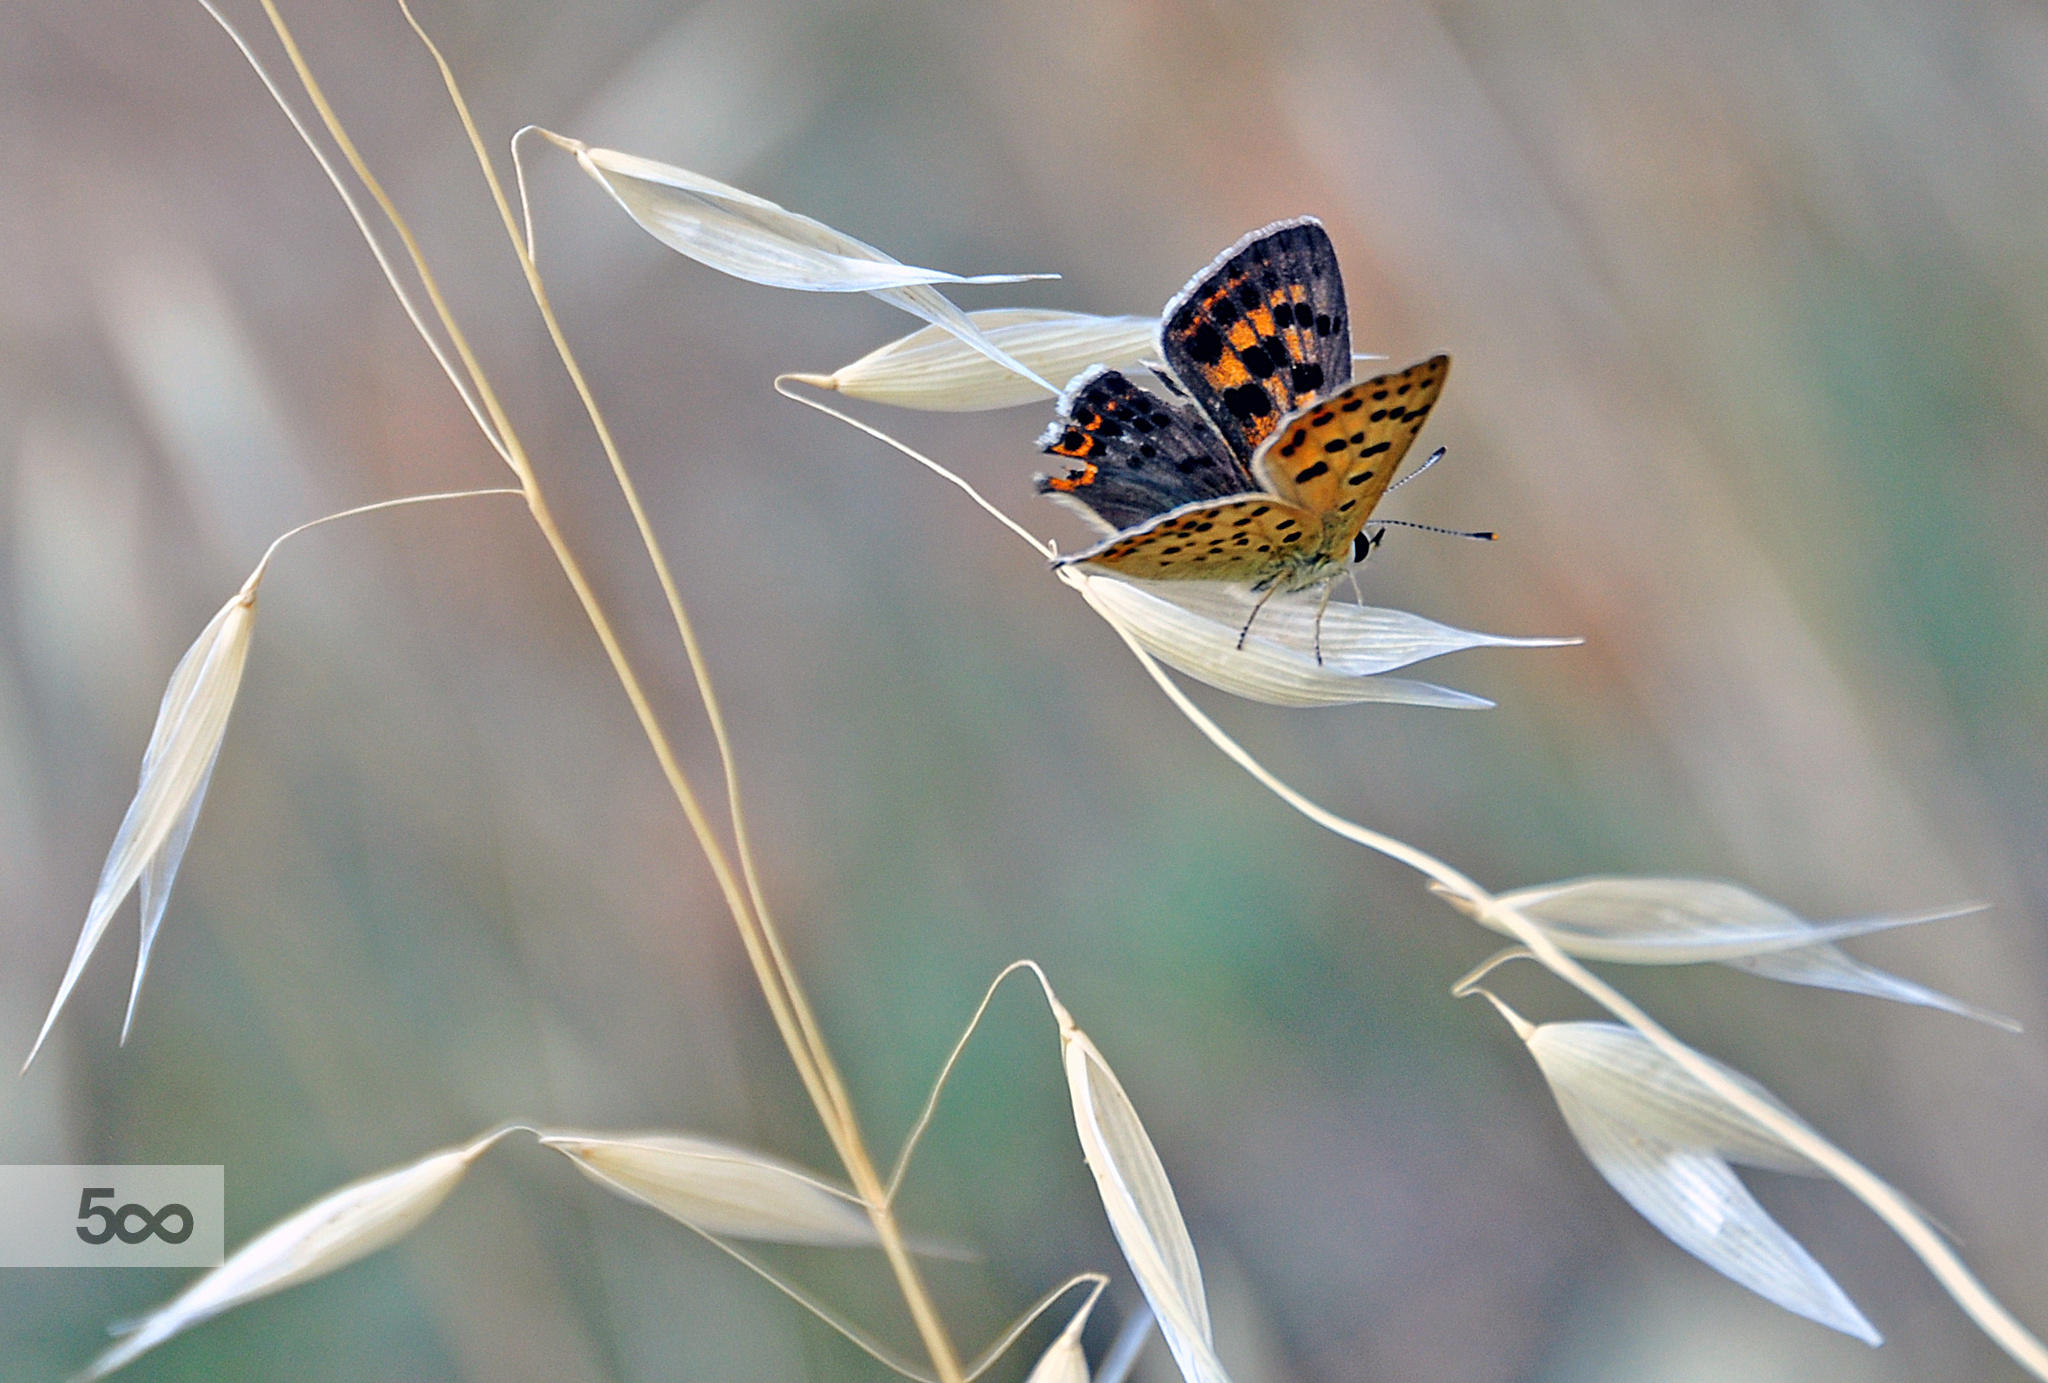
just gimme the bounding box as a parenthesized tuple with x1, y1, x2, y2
(677, 1225, 939, 1383)
(888, 960, 1050, 1204)
(248, 488, 524, 585)
(773, 377, 1057, 560)
(963, 1274, 1106, 1381)
(1091, 606, 2048, 1382)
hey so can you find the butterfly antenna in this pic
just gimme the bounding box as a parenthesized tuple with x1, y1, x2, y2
(1376, 518, 1496, 542)
(1387, 445, 1447, 491)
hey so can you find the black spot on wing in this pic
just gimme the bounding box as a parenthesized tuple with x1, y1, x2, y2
(1222, 383, 1276, 421)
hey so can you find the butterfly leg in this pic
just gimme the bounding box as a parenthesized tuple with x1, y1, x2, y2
(1312, 577, 1339, 665)
(1236, 585, 1281, 650)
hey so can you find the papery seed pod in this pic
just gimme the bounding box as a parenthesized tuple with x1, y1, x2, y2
(1057, 1000, 1232, 1383)
(1458, 877, 2016, 1029)
(538, 1130, 880, 1246)
(1065, 568, 1573, 709)
(28, 579, 260, 1068)
(573, 142, 1057, 390)
(807, 310, 1158, 411)
(1499, 1008, 1880, 1345)
(85, 1130, 508, 1378)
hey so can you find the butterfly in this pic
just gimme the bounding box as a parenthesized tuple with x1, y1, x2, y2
(1035, 218, 1448, 627)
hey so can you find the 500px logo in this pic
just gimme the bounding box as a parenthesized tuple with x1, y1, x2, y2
(75, 1188, 194, 1245)
(0, 1165, 221, 1267)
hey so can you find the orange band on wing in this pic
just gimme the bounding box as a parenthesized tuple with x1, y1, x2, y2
(1046, 460, 1099, 492)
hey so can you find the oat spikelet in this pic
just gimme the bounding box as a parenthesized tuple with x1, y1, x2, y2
(83, 1130, 508, 1378)
(26, 575, 259, 1069)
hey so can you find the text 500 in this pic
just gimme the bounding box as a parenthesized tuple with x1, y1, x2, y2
(75, 1188, 193, 1244)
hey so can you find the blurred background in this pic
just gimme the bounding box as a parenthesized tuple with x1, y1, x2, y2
(3, 0, 2047, 1379)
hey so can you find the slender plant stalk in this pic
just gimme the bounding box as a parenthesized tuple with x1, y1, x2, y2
(775, 377, 1056, 558)
(886, 960, 1043, 1203)
(193, 0, 511, 467)
(1095, 1302, 1155, 1383)
(679, 1226, 939, 1382)
(248, 488, 525, 582)
(964, 1275, 1107, 1380)
(247, 0, 527, 483)
(240, 2, 965, 1375)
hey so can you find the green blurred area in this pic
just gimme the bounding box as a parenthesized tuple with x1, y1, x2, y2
(2, 1, 2045, 1379)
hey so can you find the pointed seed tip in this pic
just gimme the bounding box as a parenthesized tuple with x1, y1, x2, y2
(22, 1016, 59, 1074)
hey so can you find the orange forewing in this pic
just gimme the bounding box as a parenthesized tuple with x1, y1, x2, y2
(1254, 355, 1448, 545)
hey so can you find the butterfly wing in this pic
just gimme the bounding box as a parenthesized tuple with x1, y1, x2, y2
(1160, 218, 1352, 467)
(1055, 494, 1324, 582)
(1253, 355, 1449, 544)
(1035, 368, 1255, 532)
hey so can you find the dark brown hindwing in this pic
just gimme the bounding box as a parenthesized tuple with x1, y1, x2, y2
(1160, 218, 1352, 467)
(1035, 368, 1255, 531)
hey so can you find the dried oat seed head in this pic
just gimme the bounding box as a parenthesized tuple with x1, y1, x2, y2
(83, 1129, 507, 1378)
(1455, 877, 2016, 1030)
(572, 142, 1058, 391)
(1064, 568, 1573, 709)
(538, 1130, 884, 1246)
(1503, 1009, 1881, 1344)
(27, 579, 259, 1069)
(803, 310, 1158, 411)
(1059, 1012, 1232, 1383)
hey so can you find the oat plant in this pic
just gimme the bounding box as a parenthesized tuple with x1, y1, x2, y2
(24, 3, 2048, 1380)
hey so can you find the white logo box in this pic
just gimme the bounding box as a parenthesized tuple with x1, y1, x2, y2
(0, 1165, 223, 1267)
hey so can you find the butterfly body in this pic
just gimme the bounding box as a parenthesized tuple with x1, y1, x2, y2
(1036, 219, 1447, 596)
